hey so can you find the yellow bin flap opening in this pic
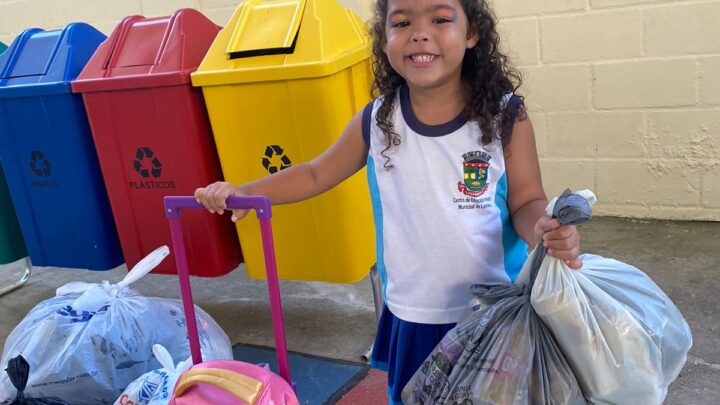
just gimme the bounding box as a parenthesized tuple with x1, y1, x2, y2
(226, 0, 306, 58)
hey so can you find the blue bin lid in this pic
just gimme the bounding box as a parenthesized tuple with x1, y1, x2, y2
(0, 42, 6, 53)
(0, 23, 105, 98)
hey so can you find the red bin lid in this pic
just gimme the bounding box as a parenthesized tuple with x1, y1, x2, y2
(71, 8, 220, 93)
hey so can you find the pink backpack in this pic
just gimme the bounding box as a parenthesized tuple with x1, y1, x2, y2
(169, 360, 297, 405)
(164, 196, 299, 405)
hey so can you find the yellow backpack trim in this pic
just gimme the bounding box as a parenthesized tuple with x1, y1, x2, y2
(174, 367, 264, 404)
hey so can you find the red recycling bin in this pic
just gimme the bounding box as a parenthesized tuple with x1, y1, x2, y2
(71, 9, 241, 276)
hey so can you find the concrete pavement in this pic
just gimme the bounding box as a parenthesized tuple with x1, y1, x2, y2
(0, 216, 717, 404)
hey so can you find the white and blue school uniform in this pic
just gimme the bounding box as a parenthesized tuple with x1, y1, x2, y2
(363, 85, 527, 404)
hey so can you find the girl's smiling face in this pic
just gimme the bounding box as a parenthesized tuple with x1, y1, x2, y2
(383, 0, 478, 92)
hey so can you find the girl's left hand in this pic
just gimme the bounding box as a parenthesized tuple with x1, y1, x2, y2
(534, 216, 583, 270)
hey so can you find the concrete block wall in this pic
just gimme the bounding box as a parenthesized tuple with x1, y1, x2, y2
(0, 0, 373, 49)
(494, 0, 720, 221)
(0, 0, 717, 220)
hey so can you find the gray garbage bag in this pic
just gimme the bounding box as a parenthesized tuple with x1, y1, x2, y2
(402, 245, 586, 404)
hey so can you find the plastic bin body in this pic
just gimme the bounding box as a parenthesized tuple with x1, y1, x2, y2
(0, 165, 26, 266)
(0, 167, 26, 265)
(0, 25, 122, 270)
(0, 40, 26, 265)
(72, 10, 241, 276)
(192, 0, 374, 283)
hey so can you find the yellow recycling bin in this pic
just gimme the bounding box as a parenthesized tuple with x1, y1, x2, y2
(191, 0, 373, 283)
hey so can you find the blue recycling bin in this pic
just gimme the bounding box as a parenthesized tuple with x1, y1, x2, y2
(0, 24, 123, 270)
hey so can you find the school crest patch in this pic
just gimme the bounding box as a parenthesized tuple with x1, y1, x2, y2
(458, 151, 491, 197)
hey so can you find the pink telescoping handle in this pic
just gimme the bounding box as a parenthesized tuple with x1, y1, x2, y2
(163, 195, 291, 385)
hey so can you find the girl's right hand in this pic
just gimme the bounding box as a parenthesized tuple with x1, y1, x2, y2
(194, 181, 249, 222)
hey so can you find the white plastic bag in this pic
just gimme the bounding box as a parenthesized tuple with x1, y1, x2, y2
(517, 191, 692, 404)
(114, 345, 191, 405)
(0, 247, 234, 405)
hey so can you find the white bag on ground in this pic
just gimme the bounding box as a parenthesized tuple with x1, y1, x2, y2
(114, 345, 191, 405)
(0, 247, 233, 405)
(517, 190, 692, 404)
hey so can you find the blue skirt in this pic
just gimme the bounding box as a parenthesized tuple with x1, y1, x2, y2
(370, 305, 456, 404)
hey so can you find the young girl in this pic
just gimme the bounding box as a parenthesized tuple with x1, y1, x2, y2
(195, 0, 582, 403)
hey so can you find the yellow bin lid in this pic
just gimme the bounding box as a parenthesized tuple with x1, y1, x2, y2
(191, 0, 369, 86)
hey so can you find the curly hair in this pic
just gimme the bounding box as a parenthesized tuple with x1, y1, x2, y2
(370, 0, 526, 168)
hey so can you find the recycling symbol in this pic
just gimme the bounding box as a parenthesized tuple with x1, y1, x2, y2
(133, 147, 162, 178)
(29, 150, 52, 177)
(262, 145, 292, 174)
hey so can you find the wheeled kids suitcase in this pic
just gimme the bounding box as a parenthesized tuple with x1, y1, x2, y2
(164, 196, 298, 405)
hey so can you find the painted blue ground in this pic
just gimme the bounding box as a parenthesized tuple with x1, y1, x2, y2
(232, 344, 368, 404)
